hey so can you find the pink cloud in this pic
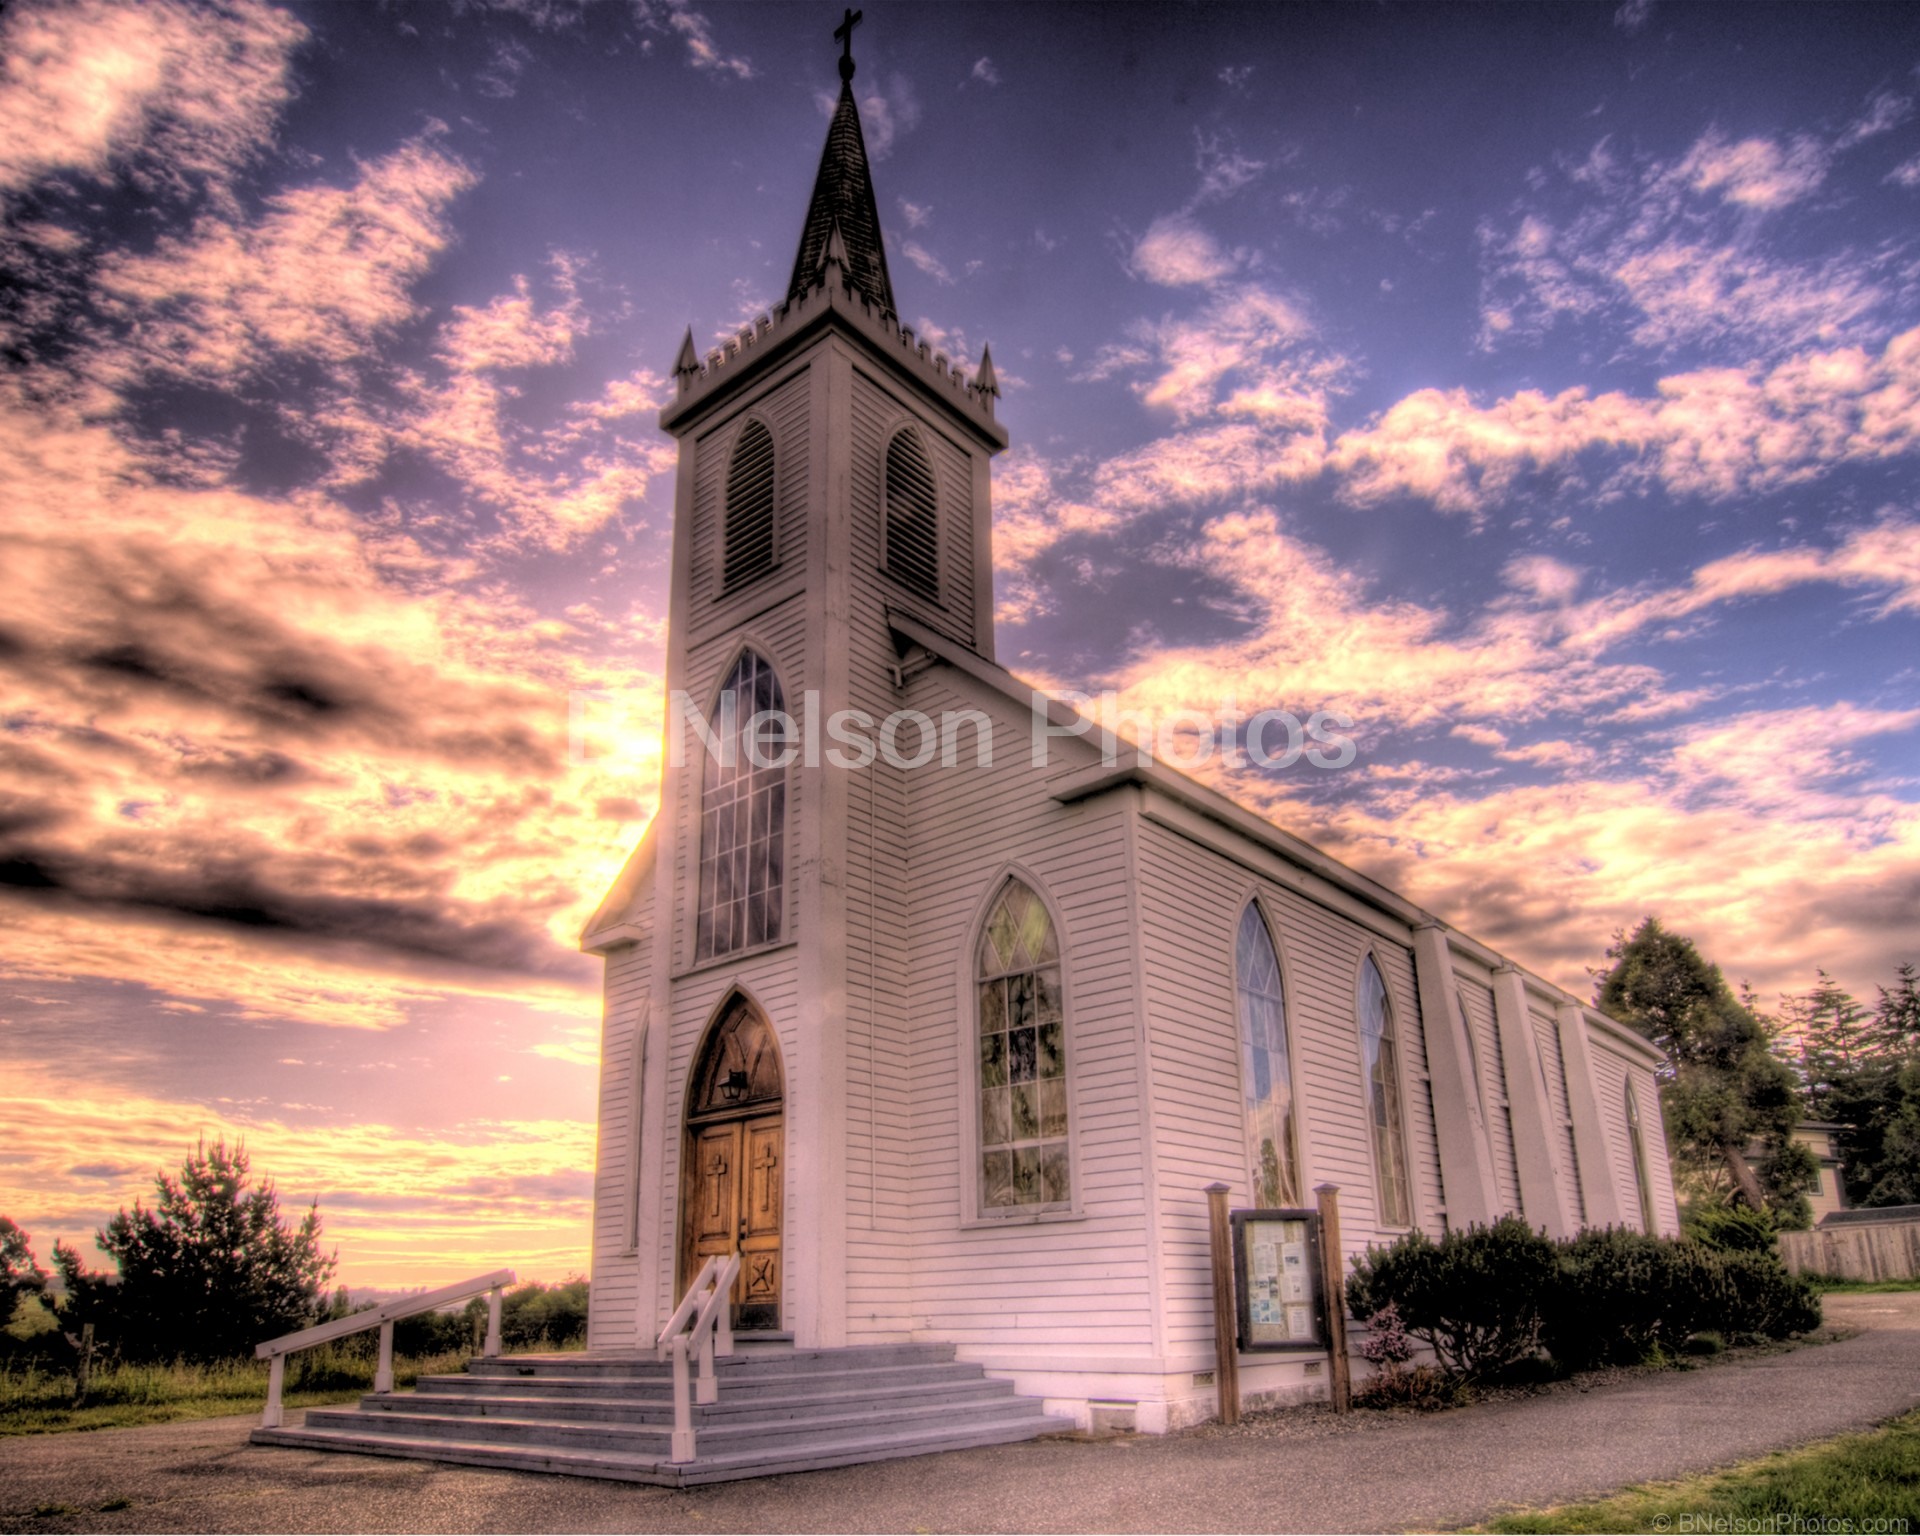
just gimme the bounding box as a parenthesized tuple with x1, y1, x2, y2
(0, 0, 302, 203)
(94, 133, 476, 387)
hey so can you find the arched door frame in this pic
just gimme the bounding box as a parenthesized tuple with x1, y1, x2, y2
(677, 988, 787, 1329)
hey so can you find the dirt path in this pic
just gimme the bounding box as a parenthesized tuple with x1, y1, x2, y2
(2, 1292, 1915, 1535)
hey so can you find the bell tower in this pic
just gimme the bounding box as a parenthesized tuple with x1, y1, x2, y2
(618, 10, 1009, 1349)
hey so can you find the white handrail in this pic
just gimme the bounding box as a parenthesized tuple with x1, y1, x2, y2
(656, 1253, 741, 1463)
(655, 1255, 722, 1350)
(254, 1267, 515, 1429)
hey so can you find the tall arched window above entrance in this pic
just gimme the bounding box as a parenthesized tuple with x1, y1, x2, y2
(722, 420, 776, 589)
(1626, 1081, 1657, 1234)
(1236, 903, 1300, 1207)
(884, 428, 939, 597)
(1358, 955, 1413, 1227)
(694, 650, 787, 961)
(976, 878, 1069, 1211)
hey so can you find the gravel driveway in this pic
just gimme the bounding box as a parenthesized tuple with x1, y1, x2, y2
(2, 1292, 1914, 1534)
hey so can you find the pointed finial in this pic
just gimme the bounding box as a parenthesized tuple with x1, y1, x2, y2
(673, 326, 699, 377)
(833, 8, 862, 82)
(974, 343, 1000, 397)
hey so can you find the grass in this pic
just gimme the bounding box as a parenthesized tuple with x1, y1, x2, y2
(1472, 1409, 1920, 1532)
(0, 1343, 475, 1435)
(1807, 1275, 1920, 1294)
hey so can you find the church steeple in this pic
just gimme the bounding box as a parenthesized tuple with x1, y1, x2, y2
(787, 9, 895, 315)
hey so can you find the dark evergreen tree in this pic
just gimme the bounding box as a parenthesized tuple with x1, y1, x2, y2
(1779, 961, 1920, 1210)
(59, 1138, 336, 1362)
(1596, 918, 1814, 1216)
(1870, 963, 1920, 1062)
(1780, 970, 1872, 1114)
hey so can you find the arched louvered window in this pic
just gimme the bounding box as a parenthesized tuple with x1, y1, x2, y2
(884, 428, 939, 597)
(1359, 955, 1413, 1227)
(976, 878, 1068, 1211)
(722, 420, 776, 589)
(1627, 1081, 1657, 1234)
(1237, 903, 1300, 1207)
(695, 650, 786, 960)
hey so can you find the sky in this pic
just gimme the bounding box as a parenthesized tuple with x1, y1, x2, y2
(3, 0, 1919, 1290)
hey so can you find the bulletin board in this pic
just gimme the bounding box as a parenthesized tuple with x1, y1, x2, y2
(1230, 1208, 1328, 1352)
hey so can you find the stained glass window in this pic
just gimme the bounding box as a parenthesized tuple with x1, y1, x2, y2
(1359, 955, 1413, 1227)
(976, 879, 1068, 1211)
(1237, 903, 1300, 1207)
(694, 651, 786, 961)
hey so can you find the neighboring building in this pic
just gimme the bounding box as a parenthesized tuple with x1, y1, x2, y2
(580, 34, 1678, 1433)
(1746, 1121, 1849, 1222)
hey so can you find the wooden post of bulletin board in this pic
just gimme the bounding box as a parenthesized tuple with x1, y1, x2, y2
(1314, 1183, 1351, 1413)
(1204, 1182, 1239, 1425)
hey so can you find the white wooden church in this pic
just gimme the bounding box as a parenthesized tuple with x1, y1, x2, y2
(578, 24, 1678, 1436)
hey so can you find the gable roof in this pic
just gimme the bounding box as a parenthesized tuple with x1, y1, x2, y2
(579, 819, 657, 954)
(886, 610, 1664, 1068)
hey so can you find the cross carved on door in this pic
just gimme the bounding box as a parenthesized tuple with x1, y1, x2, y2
(753, 1142, 779, 1212)
(705, 1149, 730, 1218)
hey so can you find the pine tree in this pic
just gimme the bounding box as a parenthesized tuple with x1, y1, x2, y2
(1780, 970, 1873, 1114)
(1870, 963, 1920, 1063)
(60, 1138, 336, 1362)
(1597, 918, 1813, 1216)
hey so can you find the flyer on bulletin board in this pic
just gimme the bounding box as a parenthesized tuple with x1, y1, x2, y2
(1231, 1209, 1327, 1351)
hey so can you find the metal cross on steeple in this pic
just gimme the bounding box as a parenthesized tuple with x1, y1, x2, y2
(833, 8, 862, 81)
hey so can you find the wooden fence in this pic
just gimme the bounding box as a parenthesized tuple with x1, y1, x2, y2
(1778, 1219, 1920, 1281)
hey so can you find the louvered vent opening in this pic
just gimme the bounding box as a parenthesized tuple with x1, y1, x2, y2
(722, 420, 776, 589)
(885, 430, 939, 598)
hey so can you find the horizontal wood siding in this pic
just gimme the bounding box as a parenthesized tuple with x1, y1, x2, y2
(1589, 1038, 1679, 1235)
(1461, 980, 1523, 1214)
(588, 881, 653, 1350)
(1531, 1005, 1587, 1227)
(1134, 819, 1439, 1355)
(896, 666, 1152, 1354)
(1588, 1045, 1641, 1228)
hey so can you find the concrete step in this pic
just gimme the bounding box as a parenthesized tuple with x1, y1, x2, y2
(462, 1341, 955, 1381)
(378, 1373, 1017, 1425)
(252, 1407, 1076, 1487)
(420, 1359, 986, 1401)
(302, 1393, 1051, 1458)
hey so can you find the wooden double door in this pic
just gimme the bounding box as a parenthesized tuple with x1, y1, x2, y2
(682, 1111, 783, 1332)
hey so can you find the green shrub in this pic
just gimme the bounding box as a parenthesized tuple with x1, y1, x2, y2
(1348, 1219, 1821, 1390)
(1717, 1249, 1822, 1340)
(1545, 1227, 1695, 1370)
(1683, 1203, 1780, 1254)
(1541, 1228, 1817, 1369)
(1347, 1216, 1559, 1384)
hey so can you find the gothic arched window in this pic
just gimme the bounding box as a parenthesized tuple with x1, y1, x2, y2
(1359, 954, 1413, 1227)
(722, 420, 776, 589)
(695, 650, 786, 960)
(1626, 1080, 1656, 1234)
(884, 427, 939, 597)
(976, 878, 1068, 1211)
(1237, 903, 1300, 1207)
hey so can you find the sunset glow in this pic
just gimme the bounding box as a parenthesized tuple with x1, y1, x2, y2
(3, 0, 1918, 1287)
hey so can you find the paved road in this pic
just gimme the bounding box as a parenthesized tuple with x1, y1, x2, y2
(2, 1293, 1915, 1535)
